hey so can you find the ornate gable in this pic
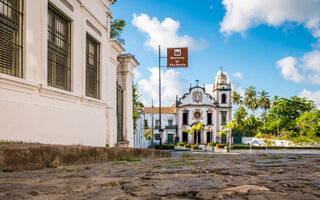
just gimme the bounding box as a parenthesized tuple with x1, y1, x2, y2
(176, 86, 217, 107)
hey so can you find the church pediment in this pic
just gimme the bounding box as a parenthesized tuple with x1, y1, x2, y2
(177, 87, 217, 107)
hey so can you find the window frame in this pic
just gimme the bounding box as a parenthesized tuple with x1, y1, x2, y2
(85, 33, 100, 99)
(47, 3, 72, 91)
(221, 93, 227, 104)
(0, 0, 23, 78)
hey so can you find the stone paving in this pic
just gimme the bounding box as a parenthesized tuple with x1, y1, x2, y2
(1, 153, 320, 199)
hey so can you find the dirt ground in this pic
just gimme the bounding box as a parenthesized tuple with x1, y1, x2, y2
(1, 153, 320, 200)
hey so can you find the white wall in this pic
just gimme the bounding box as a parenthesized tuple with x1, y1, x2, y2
(0, 0, 136, 147)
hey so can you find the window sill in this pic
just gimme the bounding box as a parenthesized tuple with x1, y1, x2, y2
(81, 96, 107, 107)
(0, 74, 38, 95)
(40, 85, 81, 103)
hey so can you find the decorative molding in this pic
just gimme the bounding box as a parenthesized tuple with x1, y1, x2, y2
(39, 86, 80, 103)
(81, 96, 107, 108)
(86, 20, 102, 36)
(59, 0, 74, 12)
(0, 75, 37, 95)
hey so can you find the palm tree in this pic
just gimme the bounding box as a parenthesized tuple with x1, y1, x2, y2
(234, 106, 246, 126)
(231, 91, 242, 109)
(245, 86, 256, 101)
(272, 95, 279, 107)
(248, 97, 259, 116)
(223, 120, 239, 147)
(258, 90, 271, 111)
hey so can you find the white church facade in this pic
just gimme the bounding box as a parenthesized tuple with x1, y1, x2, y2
(135, 71, 232, 147)
(0, 0, 138, 147)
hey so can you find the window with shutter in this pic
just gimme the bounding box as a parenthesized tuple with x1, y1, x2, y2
(86, 34, 100, 99)
(47, 4, 71, 91)
(0, 0, 23, 77)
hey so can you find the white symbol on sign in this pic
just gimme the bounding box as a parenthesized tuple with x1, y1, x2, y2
(174, 49, 181, 56)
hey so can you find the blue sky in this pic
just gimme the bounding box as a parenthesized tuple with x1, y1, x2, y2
(111, 0, 320, 108)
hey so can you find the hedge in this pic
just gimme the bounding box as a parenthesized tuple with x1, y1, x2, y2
(154, 144, 175, 150)
(216, 144, 225, 148)
(230, 145, 320, 150)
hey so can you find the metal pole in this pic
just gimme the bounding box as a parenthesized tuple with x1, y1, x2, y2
(151, 99, 154, 147)
(159, 45, 162, 150)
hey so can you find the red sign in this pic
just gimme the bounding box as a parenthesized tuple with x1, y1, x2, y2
(167, 47, 188, 68)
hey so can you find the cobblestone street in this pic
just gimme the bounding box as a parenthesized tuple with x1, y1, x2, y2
(1, 153, 320, 199)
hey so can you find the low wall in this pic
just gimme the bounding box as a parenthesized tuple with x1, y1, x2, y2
(0, 144, 171, 171)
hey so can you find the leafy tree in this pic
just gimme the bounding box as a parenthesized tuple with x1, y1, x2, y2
(133, 83, 144, 133)
(296, 110, 320, 141)
(248, 97, 259, 116)
(144, 129, 152, 140)
(258, 90, 271, 111)
(234, 106, 246, 126)
(245, 86, 256, 101)
(267, 96, 315, 135)
(231, 91, 242, 109)
(110, 19, 126, 44)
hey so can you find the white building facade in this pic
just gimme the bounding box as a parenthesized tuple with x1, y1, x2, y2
(0, 0, 138, 147)
(176, 71, 232, 145)
(134, 105, 177, 147)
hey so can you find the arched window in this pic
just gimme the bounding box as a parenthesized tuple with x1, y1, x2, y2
(221, 94, 226, 104)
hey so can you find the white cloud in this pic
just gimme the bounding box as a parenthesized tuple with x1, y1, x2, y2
(276, 56, 304, 83)
(298, 89, 320, 108)
(133, 68, 142, 79)
(138, 67, 187, 106)
(302, 51, 320, 73)
(220, 0, 320, 37)
(132, 13, 207, 52)
(232, 72, 243, 79)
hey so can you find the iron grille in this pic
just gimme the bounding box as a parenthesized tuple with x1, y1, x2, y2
(0, 0, 23, 77)
(47, 4, 71, 91)
(86, 34, 100, 99)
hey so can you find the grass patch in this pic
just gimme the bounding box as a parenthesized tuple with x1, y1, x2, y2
(112, 161, 123, 165)
(62, 166, 69, 171)
(181, 153, 192, 158)
(0, 142, 8, 145)
(119, 157, 141, 162)
(251, 159, 256, 163)
(270, 156, 284, 160)
(84, 166, 91, 170)
(211, 172, 216, 177)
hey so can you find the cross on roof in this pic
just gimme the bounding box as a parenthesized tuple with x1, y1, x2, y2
(195, 80, 199, 86)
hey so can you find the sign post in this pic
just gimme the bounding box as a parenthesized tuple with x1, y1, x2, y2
(167, 47, 188, 68)
(158, 46, 188, 150)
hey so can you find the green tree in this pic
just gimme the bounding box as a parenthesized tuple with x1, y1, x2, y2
(144, 128, 152, 140)
(245, 86, 256, 101)
(296, 109, 320, 142)
(110, 19, 126, 44)
(133, 83, 144, 133)
(267, 96, 315, 135)
(248, 97, 259, 116)
(234, 106, 246, 126)
(231, 91, 242, 109)
(258, 90, 271, 111)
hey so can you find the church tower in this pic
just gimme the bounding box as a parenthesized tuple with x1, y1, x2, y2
(212, 69, 232, 143)
(212, 70, 232, 106)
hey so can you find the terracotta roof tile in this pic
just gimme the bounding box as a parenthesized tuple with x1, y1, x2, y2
(143, 104, 176, 114)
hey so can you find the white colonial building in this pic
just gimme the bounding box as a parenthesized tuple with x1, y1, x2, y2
(176, 71, 232, 145)
(0, 0, 138, 147)
(134, 105, 177, 147)
(135, 71, 232, 147)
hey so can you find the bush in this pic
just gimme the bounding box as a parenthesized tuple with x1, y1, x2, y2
(184, 144, 191, 148)
(230, 145, 320, 150)
(177, 142, 185, 147)
(216, 144, 225, 148)
(154, 144, 175, 150)
(191, 145, 201, 150)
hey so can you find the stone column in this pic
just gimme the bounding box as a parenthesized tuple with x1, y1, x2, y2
(117, 54, 139, 147)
